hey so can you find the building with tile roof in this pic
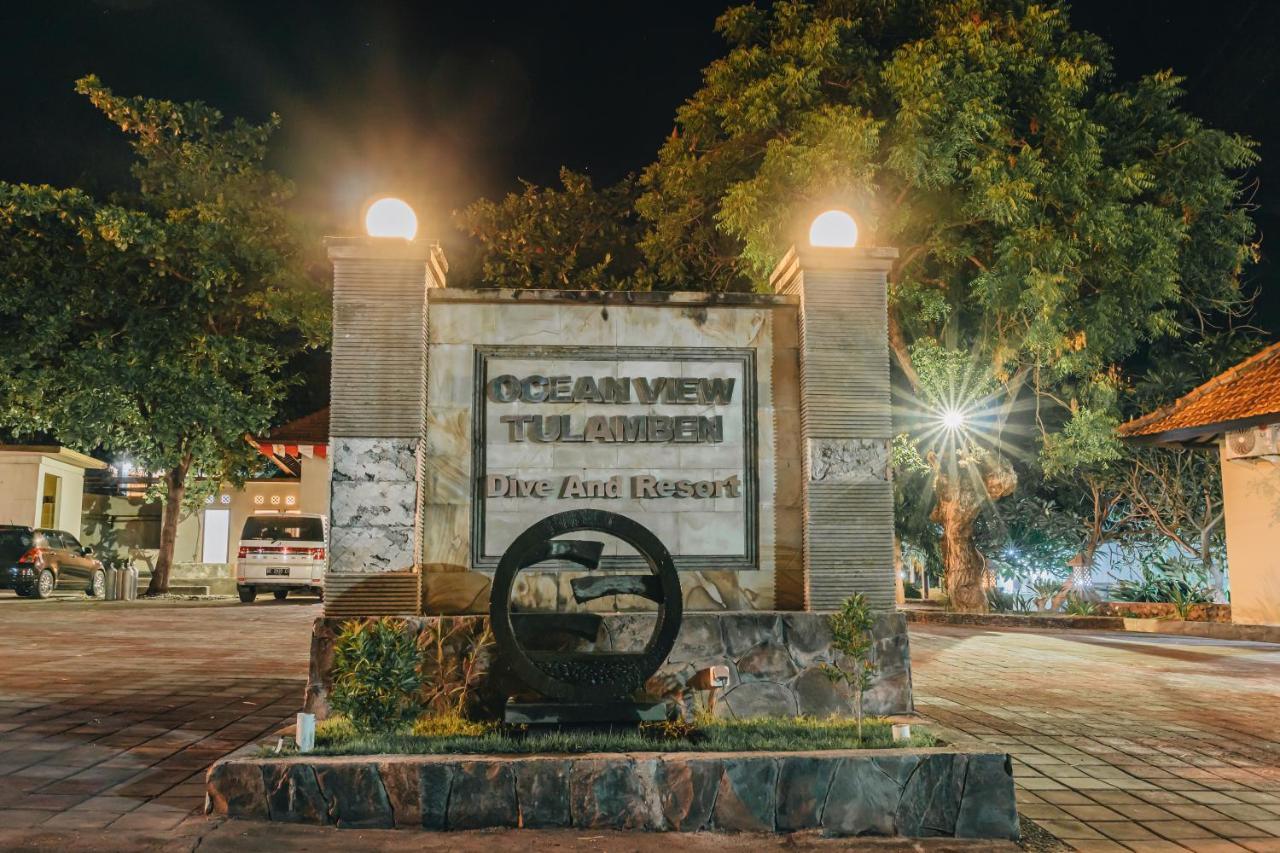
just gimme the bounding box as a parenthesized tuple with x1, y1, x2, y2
(1119, 341, 1280, 626)
(1118, 341, 1280, 445)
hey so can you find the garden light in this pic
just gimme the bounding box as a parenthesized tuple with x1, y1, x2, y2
(809, 209, 858, 248)
(364, 197, 418, 240)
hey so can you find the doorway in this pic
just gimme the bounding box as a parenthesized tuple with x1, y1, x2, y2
(202, 509, 230, 563)
(40, 473, 61, 528)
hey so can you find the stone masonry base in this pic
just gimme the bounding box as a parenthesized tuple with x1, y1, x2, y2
(303, 611, 914, 720)
(206, 748, 1018, 838)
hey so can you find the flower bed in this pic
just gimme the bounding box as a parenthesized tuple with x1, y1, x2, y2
(298, 714, 936, 757)
(1096, 601, 1231, 622)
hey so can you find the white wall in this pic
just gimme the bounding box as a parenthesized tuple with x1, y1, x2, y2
(1220, 446, 1280, 626)
(39, 457, 88, 536)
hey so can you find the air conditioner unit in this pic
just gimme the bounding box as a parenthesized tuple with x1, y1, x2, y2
(1223, 423, 1280, 465)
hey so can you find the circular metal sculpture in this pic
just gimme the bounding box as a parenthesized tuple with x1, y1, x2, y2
(490, 510, 683, 703)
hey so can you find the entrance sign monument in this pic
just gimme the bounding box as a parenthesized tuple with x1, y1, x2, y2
(209, 211, 1021, 843)
(311, 216, 913, 719)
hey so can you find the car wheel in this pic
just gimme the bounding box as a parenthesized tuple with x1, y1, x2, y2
(88, 570, 106, 598)
(34, 569, 56, 599)
(237, 585, 257, 604)
(273, 590, 289, 601)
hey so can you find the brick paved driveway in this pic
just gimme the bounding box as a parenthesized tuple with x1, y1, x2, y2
(0, 592, 315, 839)
(912, 625, 1280, 853)
(1, 592, 1277, 853)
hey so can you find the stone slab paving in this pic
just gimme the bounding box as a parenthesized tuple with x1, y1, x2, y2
(2, 591, 1278, 853)
(0, 592, 316, 840)
(911, 625, 1280, 853)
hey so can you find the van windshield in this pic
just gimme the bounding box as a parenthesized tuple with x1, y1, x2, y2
(240, 517, 324, 543)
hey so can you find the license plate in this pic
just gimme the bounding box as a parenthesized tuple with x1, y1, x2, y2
(266, 567, 290, 577)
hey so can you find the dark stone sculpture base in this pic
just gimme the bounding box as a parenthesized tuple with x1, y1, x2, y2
(207, 746, 1019, 839)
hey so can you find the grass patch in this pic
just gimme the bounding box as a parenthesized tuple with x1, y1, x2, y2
(292, 713, 936, 757)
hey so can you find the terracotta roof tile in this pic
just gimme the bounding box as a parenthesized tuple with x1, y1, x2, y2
(261, 407, 329, 445)
(1118, 341, 1280, 441)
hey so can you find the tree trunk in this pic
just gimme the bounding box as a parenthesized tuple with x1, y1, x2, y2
(147, 458, 190, 596)
(893, 535, 905, 605)
(930, 450, 1017, 613)
(1201, 530, 1227, 604)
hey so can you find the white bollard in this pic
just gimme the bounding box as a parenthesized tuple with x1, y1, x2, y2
(296, 712, 316, 753)
(891, 723, 912, 741)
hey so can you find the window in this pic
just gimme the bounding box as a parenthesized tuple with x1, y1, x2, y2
(240, 516, 324, 542)
(0, 530, 34, 561)
(62, 533, 82, 551)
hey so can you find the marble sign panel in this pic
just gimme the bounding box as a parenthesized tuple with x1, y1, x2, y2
(470, 345, 759, 572)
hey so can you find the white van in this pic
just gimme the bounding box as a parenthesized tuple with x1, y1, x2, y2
(235, 513, 327, 603)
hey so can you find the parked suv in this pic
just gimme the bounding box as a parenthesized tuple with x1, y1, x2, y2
(234, 513, 327, 603)
(0, 526, 106, 599)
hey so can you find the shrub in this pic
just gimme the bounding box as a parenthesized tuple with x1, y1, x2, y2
(329, 617, 422, 735)
(986, 588, 1031, 613)
(902, 580, 921, 599)
(1110, 556, 1214, 604)
(1064, 595, 1098, 616)
(821, 594, 877, 742)
(418, 618, 495, 717)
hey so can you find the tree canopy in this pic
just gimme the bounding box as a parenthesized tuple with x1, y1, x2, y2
(0, 76, 327, 592)
(460, 0, 1259, 609)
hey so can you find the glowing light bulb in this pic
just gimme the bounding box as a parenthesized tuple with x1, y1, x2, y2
(808, 210, 858, 248)
(364, 197, 418, 240)
(942, 409, 966, 431)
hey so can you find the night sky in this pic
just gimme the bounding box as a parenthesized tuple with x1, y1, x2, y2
(3, 1, 1277, 334)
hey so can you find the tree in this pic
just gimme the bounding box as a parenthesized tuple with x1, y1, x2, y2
(456, 168, 650, 290)
(634, 0, 1256, 609)
(0, 76, 326, 594)
(820, 593, 878, 741)
(458, 1, 1256, 611)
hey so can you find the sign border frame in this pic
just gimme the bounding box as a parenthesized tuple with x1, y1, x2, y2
(469, 344, 760, 572)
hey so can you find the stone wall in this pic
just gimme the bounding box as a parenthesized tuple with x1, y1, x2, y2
(303, 611, 913, 720)
(207, 748, 1018, 838)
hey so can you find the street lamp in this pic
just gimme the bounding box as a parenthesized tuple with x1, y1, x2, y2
(809, 209, 858, 248)
(364, 197, 418, 240)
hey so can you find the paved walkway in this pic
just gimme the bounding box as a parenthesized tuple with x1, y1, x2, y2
(0, 592, 315, 843)
(0, 592, 1277, 851)
(912, 625, 1280, 852)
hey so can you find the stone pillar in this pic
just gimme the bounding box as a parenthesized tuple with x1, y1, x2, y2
(770, 246, 897, 611)
(326, 237, 446, 578)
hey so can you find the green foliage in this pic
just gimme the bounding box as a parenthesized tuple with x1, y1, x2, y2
(329, 618, 423, 735)
(635, 0, 1256, 492)
(986, 588, 1031, 613)
(1026, 576, 1064, 601)
(902, 580, 921, 600)
(410, 712, 496, 739)
(1064, 595, 1098, 616)
(417, 618, 495, 718)
(308, 714, 936, 756)
(1109, 555, 1215, 604)
(820, 593, 878, 741)
(457, 168, 651, 290)
(0, 76, 326, 592)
